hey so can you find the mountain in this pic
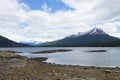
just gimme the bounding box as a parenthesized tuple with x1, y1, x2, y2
(0, 35, 28, 47)
(39, 28, 120, 47)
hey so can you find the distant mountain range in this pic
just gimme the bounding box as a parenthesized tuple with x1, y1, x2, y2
(0, 35, 28, 47)
(39, 28, 120, 47)
(20, 41, 42, 46)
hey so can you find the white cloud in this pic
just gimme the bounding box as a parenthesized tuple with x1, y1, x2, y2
(0, 0, 120, 42)
(42, 3, 51, 12)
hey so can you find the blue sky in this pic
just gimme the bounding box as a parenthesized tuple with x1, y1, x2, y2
(22, 0, 73, 13)
(0, 0, 120, 42)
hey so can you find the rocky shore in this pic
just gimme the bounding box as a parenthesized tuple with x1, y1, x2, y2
(0, 51, 120, 80)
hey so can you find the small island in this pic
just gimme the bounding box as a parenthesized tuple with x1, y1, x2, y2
(85, 50, 107, 52)
(32, 49, 72, 54)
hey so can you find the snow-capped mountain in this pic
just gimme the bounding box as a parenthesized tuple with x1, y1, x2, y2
(39, 28, 120, 47)
(69, 28, 107, 38)
(85, 27, 107, 35)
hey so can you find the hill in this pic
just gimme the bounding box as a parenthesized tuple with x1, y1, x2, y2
(0, 35, 28, 47)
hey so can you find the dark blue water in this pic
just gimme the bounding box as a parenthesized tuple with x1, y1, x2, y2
(0, 47, 120, 67)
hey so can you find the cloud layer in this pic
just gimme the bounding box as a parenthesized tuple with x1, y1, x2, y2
(0, 0, 120, 42)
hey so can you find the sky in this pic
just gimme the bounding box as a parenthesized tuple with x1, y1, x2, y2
(0, 0, 120, 42)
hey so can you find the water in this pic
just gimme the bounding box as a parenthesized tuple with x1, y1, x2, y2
(0, 47, 120, 67)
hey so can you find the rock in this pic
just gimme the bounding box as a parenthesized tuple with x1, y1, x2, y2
(103, 70, 111, 73)
(0, 74, 4, 79)
(7, 58, 27, 67)
(72, 78, 96, 80)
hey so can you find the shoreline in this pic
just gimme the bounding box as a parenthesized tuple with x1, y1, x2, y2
(1, 51, 120, 80)
(33, 57, 120, 69)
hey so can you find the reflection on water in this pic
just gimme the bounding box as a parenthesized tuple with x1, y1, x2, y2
(0, 47, 120, 67)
